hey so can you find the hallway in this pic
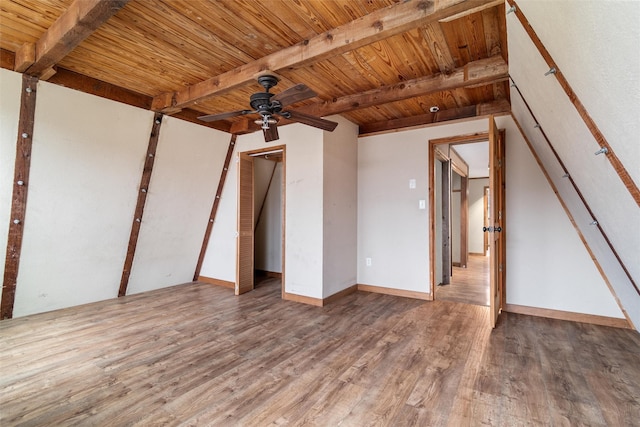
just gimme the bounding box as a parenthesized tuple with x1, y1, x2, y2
(436, 254, 490, 306)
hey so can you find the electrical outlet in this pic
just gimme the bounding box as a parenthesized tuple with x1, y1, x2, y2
(366, 257, 372, 267)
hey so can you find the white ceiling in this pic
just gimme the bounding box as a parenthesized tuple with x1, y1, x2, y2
(452, 141, 489, 178)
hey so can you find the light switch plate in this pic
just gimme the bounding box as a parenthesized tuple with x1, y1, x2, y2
(419, 199, 426, 209)
(409, 179, 416, 189)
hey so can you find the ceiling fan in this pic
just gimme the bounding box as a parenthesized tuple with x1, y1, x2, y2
(197, 74, 338, 142)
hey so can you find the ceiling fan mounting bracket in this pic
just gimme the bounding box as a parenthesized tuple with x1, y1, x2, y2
(257, 74, 279, 92)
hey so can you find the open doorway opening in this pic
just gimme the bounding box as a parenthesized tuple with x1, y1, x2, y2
(236, 146, 285, 298)
(430, 136, 490, 307)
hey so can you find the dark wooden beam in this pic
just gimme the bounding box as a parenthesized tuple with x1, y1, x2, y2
(152, 0, 500, 112)
(2, 74, 38, 319)
(359, 99, 511, 136)
(119, 113, 163, 297)
(507, 0, 640, 207)
(193, 134, 237, 281)
(0, 48, 16, 70)
(22, 0, 130, 76)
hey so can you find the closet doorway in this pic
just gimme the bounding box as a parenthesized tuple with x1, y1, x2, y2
(236, 146, 285, 298)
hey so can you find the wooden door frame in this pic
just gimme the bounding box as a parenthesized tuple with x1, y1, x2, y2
(429, 133, 490, 297)
(450, 161, 469, 268)
(237, 145, 286, 298)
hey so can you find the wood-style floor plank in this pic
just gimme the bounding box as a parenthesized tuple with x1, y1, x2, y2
(1, 278, 639, 426)
(437, 254, 490, 306)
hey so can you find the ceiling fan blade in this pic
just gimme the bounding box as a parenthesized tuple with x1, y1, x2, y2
(263, 123, 280, 142)
(285, 110, 338, 132)
(271, 84, 317, 107)
(197, 109, 253, 122)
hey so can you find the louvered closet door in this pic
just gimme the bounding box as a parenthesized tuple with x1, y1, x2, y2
(236, 153, 254, 295)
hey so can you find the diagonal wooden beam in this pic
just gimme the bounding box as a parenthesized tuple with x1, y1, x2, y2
(359, 99, 511, 136)
(2, 74, 38, 319)
(119, 112, 163, 297)
(152, 0, 500, 112)
(18, 0, 130, 77)
(506, 0, 640, 207)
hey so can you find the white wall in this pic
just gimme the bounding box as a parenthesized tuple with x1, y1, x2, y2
(200, 123, 325, 298)
(503, 116, 623, 318)
(255, 160, 282, 273)
(357, 115, 624, 318)
(253, 157, 275, 228)
(468, 178, 488, 255)
(358, 120, 490, 294)
(126, 116, 229, 294)
(515, 0, 640, 189)
(12, 81, 152, 316)
(1, 71, 231, 315)
(507, 1, 637, 325)
(0, 69, 22, 285)
(507, 4, 640, 287)
(322, 116, 358, 298)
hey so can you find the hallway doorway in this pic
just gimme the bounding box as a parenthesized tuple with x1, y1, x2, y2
(429, 125, 504, 314)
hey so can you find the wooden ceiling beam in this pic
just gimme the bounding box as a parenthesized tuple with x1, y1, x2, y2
(359, 99, 511, 136)
(20, 0, 130, 77)
(299, 55, 508, 117)
(229, 55, 507, 135)
(152, 0, 500, 112)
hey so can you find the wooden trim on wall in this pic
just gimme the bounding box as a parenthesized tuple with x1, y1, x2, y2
(283, 292, 323, 307)
(510, 113, 635, 329)
(1, 74, 39, 319)
(323, 285, 358, 306)
(118, 113, 163, 297)
(193, 134, 237, 280)
(357, 284, 432, 301)
(507, 0, 640, 207)
(510, 84, 639, 298)
(504, 304, 632, 330)
(197, 276, 234, 289)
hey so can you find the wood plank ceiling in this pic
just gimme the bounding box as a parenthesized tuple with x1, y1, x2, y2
(0, 0, 510, 136)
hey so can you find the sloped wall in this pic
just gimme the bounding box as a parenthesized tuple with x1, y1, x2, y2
(255, 160, 283, 274)
(0, 70, 230, 316)
(9, 79, 152, 316)
(515, 0, 640, 189)
(507, 1, 639, 326)
(126, 116, 229, 295)
(0, 69, 21, 285)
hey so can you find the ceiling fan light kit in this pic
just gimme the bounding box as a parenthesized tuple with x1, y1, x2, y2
(197, 75, 338, 142)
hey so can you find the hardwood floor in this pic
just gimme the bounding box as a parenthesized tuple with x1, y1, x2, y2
(1, 279, 639, 426)
(437, 254, 490, 306)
